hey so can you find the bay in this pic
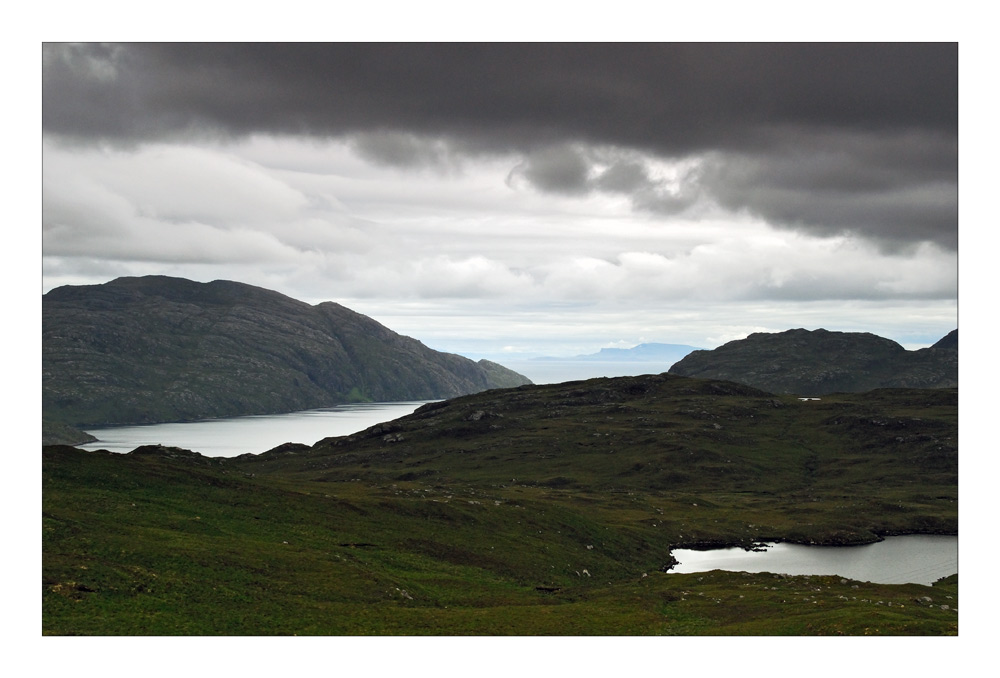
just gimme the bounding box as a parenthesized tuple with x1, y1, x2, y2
(79, 401, 433, 458)
(669, 534, 957, 585)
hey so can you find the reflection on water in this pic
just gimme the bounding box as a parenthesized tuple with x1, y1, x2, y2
(669, 534, 957, 585)
(79, 401, 433, 458)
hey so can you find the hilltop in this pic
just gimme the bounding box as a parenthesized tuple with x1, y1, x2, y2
(42, 276, 530, 431)
(239, 373, 957, 546)
(668, 328, 957, 396)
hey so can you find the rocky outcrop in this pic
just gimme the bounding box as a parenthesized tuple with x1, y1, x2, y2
(667, 328, 957, 396)
(43, 276, 531, 428)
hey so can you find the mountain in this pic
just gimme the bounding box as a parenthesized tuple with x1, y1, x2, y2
(667, 328, 957, 396)
(536, 342, 702, 363)
(43, 276, 531, 429)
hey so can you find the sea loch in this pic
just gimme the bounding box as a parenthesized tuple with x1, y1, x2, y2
(79, 401, 432, 458)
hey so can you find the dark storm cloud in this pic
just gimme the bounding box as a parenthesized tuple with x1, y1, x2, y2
(43, 42, 957, 248)
(698, 128, 959, 250)
(43, 43, 957, 148)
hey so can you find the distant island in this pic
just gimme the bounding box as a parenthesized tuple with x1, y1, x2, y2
(506, 342, 704, 383)
(534, 342, 703, 363)
(42, 276, 531, 441)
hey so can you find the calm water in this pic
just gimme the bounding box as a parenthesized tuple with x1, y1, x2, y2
(670, 534, 957, 585)
(79, 401, 433, 458)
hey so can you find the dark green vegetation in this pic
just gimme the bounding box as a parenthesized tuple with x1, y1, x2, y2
(43, 276, 530, 433)
(668, 328, 957, 396)
(43, 374, 957, 635)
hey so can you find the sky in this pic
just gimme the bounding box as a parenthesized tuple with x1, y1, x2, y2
(41, 43, 959, 364)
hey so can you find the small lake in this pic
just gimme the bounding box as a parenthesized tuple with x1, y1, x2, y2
(79, 401, 433, 458)
(669, 534, 957, 585)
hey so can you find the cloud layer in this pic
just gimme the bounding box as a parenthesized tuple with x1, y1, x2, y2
(42, 43, 958, 356)
(44, 43, 957, 250)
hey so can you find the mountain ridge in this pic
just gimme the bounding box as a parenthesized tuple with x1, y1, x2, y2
(43, 276, 531, 431)
(667, 327, 957, 396)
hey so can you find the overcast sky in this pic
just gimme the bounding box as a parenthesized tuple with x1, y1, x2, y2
(42, 43, 958, 359)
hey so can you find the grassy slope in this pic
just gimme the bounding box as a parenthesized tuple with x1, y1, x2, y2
(42, 375, 958, 635)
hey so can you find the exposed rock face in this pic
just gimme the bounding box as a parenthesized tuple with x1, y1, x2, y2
(43, 276, 531, 427)
(667, 328, 957, 396)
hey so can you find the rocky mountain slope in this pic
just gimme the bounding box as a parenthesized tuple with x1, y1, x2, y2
(43, 276, 530, 429)
(667, 328, 957, 396)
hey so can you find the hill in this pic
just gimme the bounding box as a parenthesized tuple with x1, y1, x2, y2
(667, 328, 957, 396)
(43, 373, 957, 634)
(241, 373, 957, 545)
(43, 276, 530, 429)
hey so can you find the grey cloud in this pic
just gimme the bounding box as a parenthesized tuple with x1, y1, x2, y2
(595, 159, 704, 215)
(43, 43, 956, 150)
(594, 160, 652, 194)
(43, 43, 957, 249)
(628, 164, 706, 217)
(351, 132, 463, 170)
(698, 130, 958, 250)
(509, 146, 591, 195)
(513, 148, 704, 216)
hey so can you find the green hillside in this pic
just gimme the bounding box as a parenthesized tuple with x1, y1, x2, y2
(43, 374, 957, 635)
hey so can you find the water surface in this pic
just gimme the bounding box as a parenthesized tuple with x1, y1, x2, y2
(80, 401, 432, 458)
(670, 534, 957, 585)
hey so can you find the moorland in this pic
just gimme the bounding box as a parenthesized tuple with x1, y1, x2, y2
(43, 374, 957, 635)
